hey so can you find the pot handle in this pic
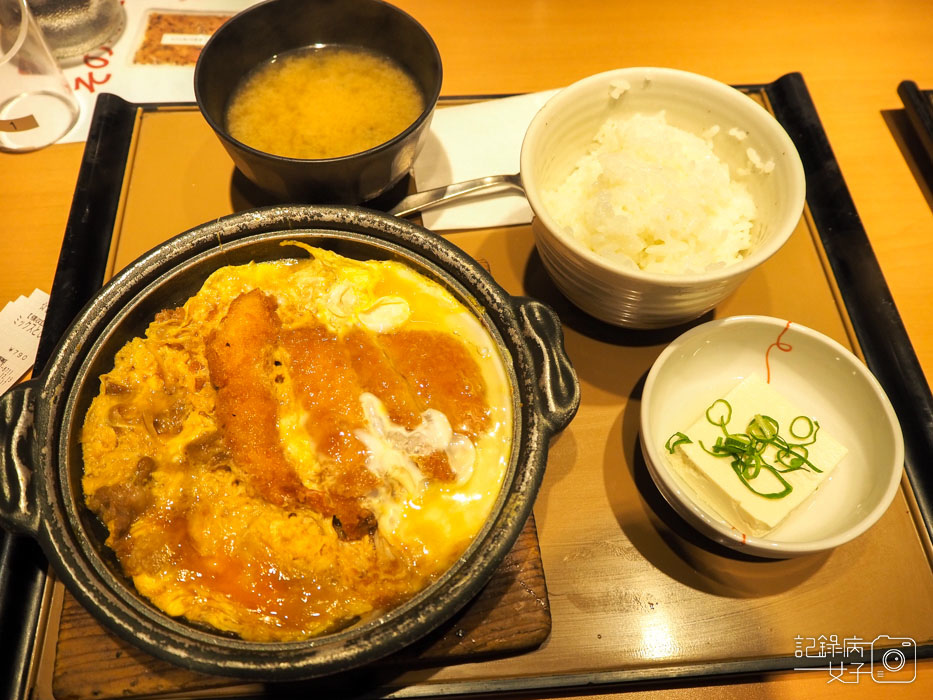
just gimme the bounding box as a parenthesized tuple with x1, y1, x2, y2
(515, 298, 581, 434)
(0, 381, 40, 537)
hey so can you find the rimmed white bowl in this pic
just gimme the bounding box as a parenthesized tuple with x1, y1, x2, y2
(521, 67, 806, 329)
(639, 315, 904, 558)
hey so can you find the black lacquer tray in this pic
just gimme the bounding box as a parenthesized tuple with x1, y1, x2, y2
(4, 72, 933, 699)
(899, 80, 933, 166)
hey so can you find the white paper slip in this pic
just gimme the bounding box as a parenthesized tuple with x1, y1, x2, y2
(0, 289, 50, 392)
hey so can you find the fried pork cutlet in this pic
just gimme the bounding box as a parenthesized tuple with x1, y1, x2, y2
(378, 329, 491, 439)
(206, 288, 494, 540)
(343, 327, 455, 481)
(206, 289, 376, 539)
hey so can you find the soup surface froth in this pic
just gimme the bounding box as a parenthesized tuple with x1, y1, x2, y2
(225, 45, 425, 160)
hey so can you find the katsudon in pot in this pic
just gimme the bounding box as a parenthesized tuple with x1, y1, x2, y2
(80, 242, 513, 642)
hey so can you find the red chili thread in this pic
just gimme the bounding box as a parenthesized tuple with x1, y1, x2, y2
(764, 321, 793, 383)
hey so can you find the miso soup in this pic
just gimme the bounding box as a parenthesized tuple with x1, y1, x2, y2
(225, 45, 425, 160)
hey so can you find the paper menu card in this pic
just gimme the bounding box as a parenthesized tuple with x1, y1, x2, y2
(59, 0, 256, 144)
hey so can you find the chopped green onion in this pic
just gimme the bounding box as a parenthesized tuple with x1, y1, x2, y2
(665, 432, 692, 453)
(666, 399, 825, 499)
(705, 399, 732, 428)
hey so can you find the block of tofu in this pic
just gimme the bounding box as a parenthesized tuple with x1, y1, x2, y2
(666, 374, 847, 537)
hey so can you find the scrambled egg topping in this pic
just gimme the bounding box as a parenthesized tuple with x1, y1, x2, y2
(81, 244, 512, 642)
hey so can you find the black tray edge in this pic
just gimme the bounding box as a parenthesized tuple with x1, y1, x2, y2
(768, 73, 933, 545)
(0, 92, 138, 700)
(898, 80, 933, 167)
(4, 76, 933, 697)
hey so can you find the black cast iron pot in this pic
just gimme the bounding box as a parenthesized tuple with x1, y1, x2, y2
(0, 206, 579, 681)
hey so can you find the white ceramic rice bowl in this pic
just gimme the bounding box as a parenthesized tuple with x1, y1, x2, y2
(521, 67, 806, 328)
(639, 315, 904, 558)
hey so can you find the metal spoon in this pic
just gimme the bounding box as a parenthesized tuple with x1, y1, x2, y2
(388, 173, 524, 217)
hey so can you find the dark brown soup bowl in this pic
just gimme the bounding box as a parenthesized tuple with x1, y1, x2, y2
(0, 206, 578, 681)
(194, 0, 443, 204)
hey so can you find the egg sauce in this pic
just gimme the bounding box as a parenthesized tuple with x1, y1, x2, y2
(81, 244, 512, 642)
(225, 45, 425, 159)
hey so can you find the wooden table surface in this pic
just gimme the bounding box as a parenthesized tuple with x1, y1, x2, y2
(2, 1, 933, 698)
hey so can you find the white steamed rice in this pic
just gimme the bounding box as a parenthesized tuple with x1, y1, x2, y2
(542, 111, 757, 275)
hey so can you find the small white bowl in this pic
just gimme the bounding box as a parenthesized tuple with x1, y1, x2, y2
(639, 315, 904, 558)
(521, 67, 806, 329)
